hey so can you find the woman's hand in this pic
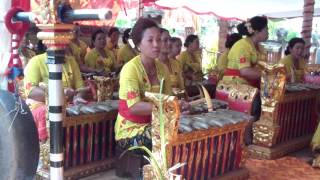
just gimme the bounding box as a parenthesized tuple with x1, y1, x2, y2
(97, 57, 105, 65)
(179, 100, 191, 114)
(73, 95, 88, 105)
(64, 88, 76, 101)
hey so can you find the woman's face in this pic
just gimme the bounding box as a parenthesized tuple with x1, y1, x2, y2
(110, 31, 119, 45)
(290, 42, 305, 59)
(170, 40, 182, 57)
(257, 27, 269, 42)
(189, 38, 200, 51)
(160, 31, 171, 54)
(94, 33, 106, 49)
(138, 27, 161, 60)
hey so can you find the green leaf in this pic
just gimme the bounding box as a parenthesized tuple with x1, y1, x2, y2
(159, 78, 167, 170)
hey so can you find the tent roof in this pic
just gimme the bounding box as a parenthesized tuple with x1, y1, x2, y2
(150, 0, 320, 20)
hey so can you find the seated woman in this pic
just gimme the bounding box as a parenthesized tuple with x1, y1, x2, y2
(178, 34, 202, 76)
(24, 48, 88, 142)
(114, 18, 173, 150)
(85, 29, 116, 76)
(69, 24, 98, 74)
(18, 32, 36, 67)
(222, 16, 268, 88)
(168, 37, 182, 61)
(217, 33, 242, 76)
(158, 29, 184, 91)
(106, 27, 120, 58)
(279, 38, 306, 83)
(117, 28, 138, 65)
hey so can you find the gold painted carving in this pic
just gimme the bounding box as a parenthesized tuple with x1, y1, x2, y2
(33, 0, 56, 24)
(252, 62, 286, 147)
(228, 83, 258, 102)
(252, 116, 280, 147)
(93, 76, 114, 101)
(144, 92, 180, 177)
(39, 141, 50, 170)
(305, 64, 320, 73)
(145, 92, 180, 153)
(259, 62, 286, 108)
(216, 80, 234, 95)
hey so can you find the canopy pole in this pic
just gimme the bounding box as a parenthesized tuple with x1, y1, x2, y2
(301, 0, 315, 63)
(218, 19, 229, 58)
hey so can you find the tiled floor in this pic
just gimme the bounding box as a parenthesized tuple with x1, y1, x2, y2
(246, 148, 320, 180)
(81, 148, 320, 180)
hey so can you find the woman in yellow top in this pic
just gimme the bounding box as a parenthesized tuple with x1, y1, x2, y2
(115, 18, 174, 149)
(106, 27, 120, 58)
(217, 33, 242, 75)
(117, 28, 138, 64)
(69, 24, 88, 63)
(178, 34, 202, 73)
(223, 16, 268, 88)
(168, 37, 182, 61)
(18, 33, 36, 67)
(85, 29, 115, 75)
(69, 24, 101, 74)
(279, 38, 306, 83)
(24, 49, 88, 142)
(158, 29, 184, 90)
(24, 48, 88, 103)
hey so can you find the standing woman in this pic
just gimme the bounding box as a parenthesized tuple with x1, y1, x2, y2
(117, 28, 138, 64)
(158, 29, 184, 90)
(279, 38, 306, 83)
(114, 18, 172, 149)
(85, 29, 115, 75)
(223, 16, 268, 88)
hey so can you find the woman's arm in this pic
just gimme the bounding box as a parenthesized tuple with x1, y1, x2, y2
(129, 101, 153, 116)
(28, 87, 46, 102)
(240, 67, 261, 80)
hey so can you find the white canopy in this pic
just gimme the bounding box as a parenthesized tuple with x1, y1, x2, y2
(154, 0, 320, 20)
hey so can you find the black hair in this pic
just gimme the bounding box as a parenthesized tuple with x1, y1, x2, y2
(160, 28, 169, 34)
(36, 40, 47, 54)
(225, 33, 242, 48)
(131, 18, 159, 47)
(91, 29, 105, 48)
(184, 34, 198, 48)
(170, 37, 182, 44)
(284, 37, 305, 55)
(122, 28, 131, 44)
(108, 27, 119, 37)
(237, 16, 268, 36)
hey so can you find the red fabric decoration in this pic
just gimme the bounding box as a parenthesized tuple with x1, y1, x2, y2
(5, 0, 30, 92)
(240, 57, 246, 64)
(4, 7, 29, 34)
(127, 91, 139, 99)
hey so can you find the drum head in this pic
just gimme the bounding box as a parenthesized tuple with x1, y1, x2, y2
(0, 90, 39, 180)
